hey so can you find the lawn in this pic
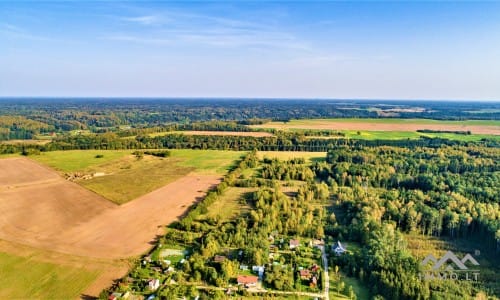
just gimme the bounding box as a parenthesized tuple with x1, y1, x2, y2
(0, 251, 100, 299)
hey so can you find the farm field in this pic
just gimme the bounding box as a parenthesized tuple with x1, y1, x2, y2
(171, 149, 245, 174)
(0, 239, 129, 300)
(31, 149, 132, 172)
(251, 118, 500, 135)
(0, 150, 243, 298)
(149, 130, 273, 137)
(338, 130, 500, 141)
(29, 149, 243, 203)
(0, 156, 225, 258)
(0, 251, 99, 299)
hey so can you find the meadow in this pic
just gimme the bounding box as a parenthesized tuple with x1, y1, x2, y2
(0, 251, 100, 299)
(257, 151, 326, 163)
(30, 149, 244, 204)
(196, 187, 253, 223)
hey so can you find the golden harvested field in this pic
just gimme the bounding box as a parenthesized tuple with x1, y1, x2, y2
(251, 119, 500, 135)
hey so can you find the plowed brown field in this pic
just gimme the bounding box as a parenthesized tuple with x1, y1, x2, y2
(0, 157, 221, 297)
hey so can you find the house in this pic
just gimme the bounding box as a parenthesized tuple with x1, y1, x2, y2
(237, 275, 259, 287)
(213, 255, 226, 263)
(148, 278, 160, 290)
(333, 241, 347, 255)
(299, 269, 311, 280)
(289, 239, 300, 249)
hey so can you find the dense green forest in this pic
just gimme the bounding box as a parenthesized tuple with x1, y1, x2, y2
(319, 145, 499, 299)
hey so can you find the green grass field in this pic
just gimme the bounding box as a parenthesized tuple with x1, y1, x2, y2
(31, 150, 132, 172)
(340, 130, 500, 141)
(329, 270, 370, 300)
(30, 149, 244, 204)
(257, 151, 326, 163)
(80, 156, 193, 204)
(197, 187, 253, 223)
(0, 252, 99, 299)
(170, 149, 246, 175)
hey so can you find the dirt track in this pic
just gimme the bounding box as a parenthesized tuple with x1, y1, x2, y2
(0, 157, 220, 259)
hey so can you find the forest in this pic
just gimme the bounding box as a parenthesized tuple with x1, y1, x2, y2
(318, 145, 499, 299)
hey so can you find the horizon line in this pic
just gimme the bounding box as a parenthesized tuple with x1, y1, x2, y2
(0, 96, 499, 103)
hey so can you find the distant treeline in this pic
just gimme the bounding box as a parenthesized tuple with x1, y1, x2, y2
(0, 98, 498, 141)
(2, 132, 498, 155)
(417, 129, 471, 135)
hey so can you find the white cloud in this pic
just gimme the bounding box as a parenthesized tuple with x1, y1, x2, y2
(120, 15, 164, 26)
(106, 10, 312, 51)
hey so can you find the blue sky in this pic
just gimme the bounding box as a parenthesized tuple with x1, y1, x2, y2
(1, 1, 499, 100)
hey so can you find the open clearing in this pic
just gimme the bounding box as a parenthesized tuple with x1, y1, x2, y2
(257, 151, 326, 163)
(251, 118, 500, 135)
(149, 130, 273, 137)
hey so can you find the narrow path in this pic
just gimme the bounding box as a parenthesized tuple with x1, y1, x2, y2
(321, 245, 330, 300)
